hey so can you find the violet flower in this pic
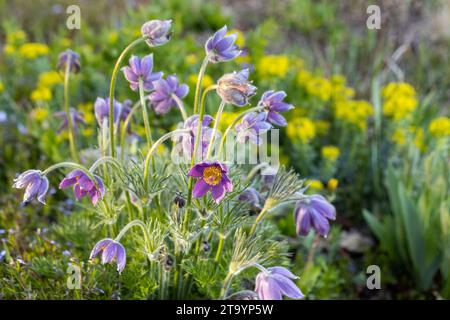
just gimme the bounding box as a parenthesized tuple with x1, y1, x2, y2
(255, 267, 304, 300)
(258, 90, 294, 126)
(94, 97, 122, 126)
(149, 75, 189, 115)
(59, 169, 105, 206)
(205, 26, 241, 63)
(188, 161, 233, 203)
(12, 170, 49, 204)
(122, 54, 163, 92)
(54, 108, 85, 133)
(57, 49, 81, 73)
(294, 195, 336, 237)
(238, 187, 262, 211)
(235, 112, 272, 145)
(178, 114, 215, 159)
(217, 69, 257, 106)
(141, 19, 172, 47)
(90, 238, 126, 273)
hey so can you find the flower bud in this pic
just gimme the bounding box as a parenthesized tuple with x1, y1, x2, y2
(57, 49, 81, 74)
(141, 19, 172, 47)
(216, 69, 256, 107)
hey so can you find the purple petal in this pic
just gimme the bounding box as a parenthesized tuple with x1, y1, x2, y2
(211, 184, 226, 203)
(192, 179, 211, 198)
(140, 54, 153, 76)
(267, 112, 288, 126)
(270, 274, 304, 299)
(187, 164, 206, 177)
(36, 177, 49, 204)
(101, 243, 117, 264)
(268, 267, 298, 279)
(90, 238, 113, 259)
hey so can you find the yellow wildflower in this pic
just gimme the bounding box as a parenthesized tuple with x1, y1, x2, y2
(257, 55, 289, 78)
(382, 82, 418, 120)
(391, 128, 406, 145)
(314, 120, 330, 135)
(327, 178, 339, 192)
(321, 145, 340, 162)
(38, 71, 62, 87)
(82, 128, 94, 137)
(306, 77, 333, 101)
(32, 107, 49, 122)
(307, 179, 324, 191)
(7, 30, 26, 43)
(296, 69, 313, 85)
(219, 111, 240, 132)
(3, 44, 16, 55)
(429, 117, 450, 138)
(188, 74, 214, 89)
(334, 100, 373, 130)
(186, 54, 198, 66)
(19, 43, 49, 59)
(286, 117, 316, 143)
(31, 87, 52, 102)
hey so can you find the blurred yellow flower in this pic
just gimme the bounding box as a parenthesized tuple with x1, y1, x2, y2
(7, 30, 26, 44)
(78, 102, 93, 113)
(306, 77, 333, 101)
(3, 44, 16, 55)
(31, 87, 52, 102)
(296, 69, 313, 84)
(391, 128, 406, 145)
(314, 120, 330, 135)
(327, 178, 339, 192)
(38, 71, 62, 87)
(287, 117, 316, 143)
(19, 43, 49, 59)
(429, 117, 450, 138)
(257, 55, 289, 78)
(188, 74, 214, 89)
(84, 112, 95, 124)
(186, 54, 198, 66)
(219, 111, 240, 132)
(391, 126, 426, 151)
(334, 100, 373, 130)
(82, 128, 94, 137)
(307, 179, 324, 191)
(31, 107, 49, 122)
(0, 81, 4, 93)
(108, 31, 119, 45)
(321, 145, 340, 162)
(227, 29, 245, 47)
(382, 82, 418, 120)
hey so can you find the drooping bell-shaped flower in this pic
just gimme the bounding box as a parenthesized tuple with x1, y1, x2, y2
(258, 90, 294, 127)
(59, 169, 105, 206)
(149, 75, 189, 115)
(12, 170, 49, 204)
(205, 26, 241, 63)
(57, 49, 81, 73)
(217, 69, 256, 106)
(235, 112, 272, 145)
(141, 19, 172, 47)
(255, 266, 304, 300)
(122, 54, 163, 92)
(188, 161, 233, 203)
(54, 108, 85, 133)
(94, 97, 122, 126)
(177, 114, 215, 160)
(90, 238, 126, 274)
(294, 194, 336, 237)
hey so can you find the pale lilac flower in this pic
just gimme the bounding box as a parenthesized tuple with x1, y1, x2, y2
(217, 69, 257, 106)
(235, 112, 272, 145)
(59, 169, 105, 206)
(294, 195, 336, 237)
(12, 170, 49, 204)
(205, 26, 241, 63)
(149, 75, 189, 115)
(188, 161, 233, 203)
(90, 238, 126, 273)
(57, 49, 81, 73)
(54, 108, 85, 133)
(258, 90, 294, 126)
(255, 267, 304, 300)
(141, 19, 172, 47)
(238, 187, 262, 210)
(178, 114, 215, 159)
(94, 97, 122, 126)
(122, 54, 163, 92)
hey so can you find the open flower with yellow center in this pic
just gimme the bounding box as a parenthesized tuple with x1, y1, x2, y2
(188, 161, 233, 203)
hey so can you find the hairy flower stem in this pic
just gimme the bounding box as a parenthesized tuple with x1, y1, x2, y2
(42, 162, 100, 189)
(244, 162, 270, 185)
(220, 263, 267, 299)
(143, 129, 189, 183)
(139, 78, 153, 149)
(114, 219, 151, 251)
(206, 100, 226, 159)
(108, 37, 144, 157)
(193, 55, 210, 114)
(170, 93, 188, 121)
(249, 201, 273, 236)
(184, 85, 217, 231)
(63, 54, 79, 162)
(88, 156, 122, 173)
(120, 100, 141, 163)
(217, 106, 264, 159)
(306, 233, 321, 268)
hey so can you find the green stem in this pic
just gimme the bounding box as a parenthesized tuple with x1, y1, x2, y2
(120, 101, 141, 163)
(217, 106, 264, 159)
(244, 162, 270, 185)
(63, 54, 79, 162)
(139, 78, 153, 149)
(249, 206, 269, 236)
(206, 100, 226, 159)
(114, 219, 151, 249)
(89, 156, 122, 173)
(109, 37, 144, 157)
(193, 55, 210, 114)
(143, 129, 189, 183)
(214, 234, 225, 263)
(170, 93, 188, 121)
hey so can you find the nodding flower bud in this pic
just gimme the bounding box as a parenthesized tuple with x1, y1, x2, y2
(202, 241, 210, 252)
(173, 193, 186, 208)
(57, 49, 81, 74)
(164, 255, 174, 271)
(216, 69, 257, 107)
(141, 19, 172, 47)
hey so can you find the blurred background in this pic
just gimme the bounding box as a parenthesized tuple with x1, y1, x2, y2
(0, 0, 449, 299)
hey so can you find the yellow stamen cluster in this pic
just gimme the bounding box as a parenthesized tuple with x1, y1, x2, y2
(203, 166, 222, 186)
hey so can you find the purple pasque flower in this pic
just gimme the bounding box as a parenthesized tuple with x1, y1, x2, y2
(122, 54, 163, 92)
(90, 238, 126, 274)
(178, 114, 215, 159)
(141, 19, 172, 47)
(94, 97, 122, 126)
(235, 112, 272, 145)
(149, 75, 189, 115)
(188, 161, 233, 204)
(238, 187, 262, 210)
(12, 170, 49, 204)
(57, 49, 81, 73)
(294, 194, 336, 237)
(255, 266, 304, 300)
(258, 90, 294, 127)
(205, 25, 241, 63)
(54, 108, 85, 133)
(217, 69, 257, 106)
(59, 169, 105, 206)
